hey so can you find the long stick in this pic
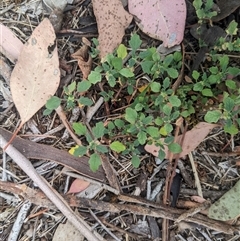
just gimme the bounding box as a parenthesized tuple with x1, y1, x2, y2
(0, 135, 104, 241)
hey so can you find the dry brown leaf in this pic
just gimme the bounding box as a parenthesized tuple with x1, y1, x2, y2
(10, 18, 60, 125)
(92, 0, 133, 59)
(0, 23, 23, 63)
(71, 38, 92, 79)
(145, 122, 219, 159)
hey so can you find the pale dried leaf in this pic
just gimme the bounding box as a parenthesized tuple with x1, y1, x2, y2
(92, 0, 133, 59)
(145, 122, 219, 158)
(53, 220, 84, 241)
(129, 0, 186, 47)
(68, 179, 90, 194)
(10, 18, 60, 124)
(0, 24, 23, 63)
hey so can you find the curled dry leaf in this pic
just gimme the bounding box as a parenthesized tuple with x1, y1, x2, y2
(71, 38, 92, 80)
(0, 23, 23, 63)
(145, 122, 219, 159)
(92, 0, 133, 59)
(10, 18, 60, 125)
(68, 179, 90, 194)
(128, 0, 186, 47)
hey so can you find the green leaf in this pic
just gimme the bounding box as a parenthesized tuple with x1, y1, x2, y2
(193, 0, 202, 9)
(166, 68, 178, 78)
(204, 110, 222, 123)
(168, 143, 182, 154)
(89, 153, 102, 172)
(158, 149, 166, 160)
(114, 119, 125, 128)
(46, 96, 61, 110)
(225, 80, 236, 90)
(224, 97, 235, 112)
(96, 145, 108, 153)
(43, 109, 52, 116)
(117, 44, 127, 59)
(218, 55, 229, 72)
(193, 82, 203, 91)
(106, 72, 116, 87)
(164, 123, 173, 133)
(141, 61, 154, 74)
(66, 81, 76, 94)
(227, 67, 240, 76)
(150, 82, 161, 93)
(129, 33, 142, 51)
(137, 131, 147, 145)
(78, 97, 93, 106)
(142, 116, 153, 125)
(77, 80, 91, 92)
(119, 68, 134, 77)
(92, 122, 105, 139)
(131, 155, 141, 168)
(88, 70, 102, 84)
(72, 122, 87, 135)
(169, 95, 181, 107)
(224, 124, 238, 135)
(111, 57, 123, 70)
(125, 107, 138, 124)
(110, 141, 126, 153)
(73, 146, 88, 156)
(146, 126, 159, 138)
(209, 66, 218, 75)
(202, 88, 213, 96)
(226, 20, 238, 35)
(163, 104, 172, 116)
(192, 70, 200, 80)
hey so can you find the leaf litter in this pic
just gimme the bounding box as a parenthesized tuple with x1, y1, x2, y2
(0, 0, 240, 240)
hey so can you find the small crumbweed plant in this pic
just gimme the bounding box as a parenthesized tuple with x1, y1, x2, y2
(45, 20, 240, 172)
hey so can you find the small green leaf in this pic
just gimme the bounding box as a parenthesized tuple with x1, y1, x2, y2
(111, 57, 123, 70)
(88, 70, 102, 84)
(163, 104, 172, 116)
(141, 61, 154, 74)
(131, 155, 141, 168)
(110, 141, 126, 153)
(226, 20, 238, 35)
(43, 109, 52, 116)
(202, 88, 213, 96)
(72, 122, 87, 135)
(193, 82, 203, 91)
(129, 33, 142, 51)
(89, 153, 102, 172)
(77, 80, 91, 92)
(166, 68, 178, 78)
(66, 81, 76, 94)
(169, 96, 181, 107)
(96, 145, 108, 153)
(78, 97, 93, 106)
(225, 80, 236, 90)
(224, 124, 238, 135)
(146, 126, 159, 138)
(114, 119, 125, 128)
(125, 107, 138, 124)
(73, 146, 88, 156)
(117, 44, 128, 59)
(224, 97, 235, 112)
(158, 149, 166, 160)
(204, 110, 222, 123)
(192, 70, 200, 81)
(150, 82, 161, 93)
(92, 122, 105, 139)
(168, 143, 182, 154)
(119, 68, 134, 77)
(46, 96, 61, 110)
(137, 131, 147, 144)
